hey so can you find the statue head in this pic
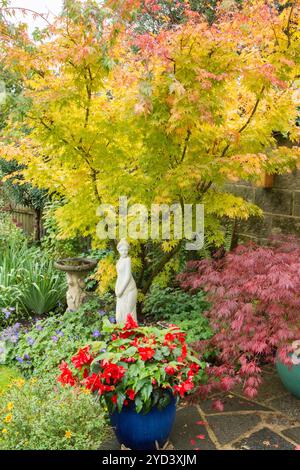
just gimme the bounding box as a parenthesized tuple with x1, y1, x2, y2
(117, 239, 130, 258)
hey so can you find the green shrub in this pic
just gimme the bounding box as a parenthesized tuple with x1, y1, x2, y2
(0, 211, 26, 252)
(41, 200, 90, 259)
(2, 297, 114, 377)
(0, 378, 108, 450)
(0, 221, 66, 320)
(143, 286, 212, 344)
(0, 366, 21, 392)
(0, 238, 28, 315)
(18, 255, 66, 316)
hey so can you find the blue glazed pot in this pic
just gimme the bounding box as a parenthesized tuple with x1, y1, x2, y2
(110, 395, 176, 450)
(276, 359, 300, 399)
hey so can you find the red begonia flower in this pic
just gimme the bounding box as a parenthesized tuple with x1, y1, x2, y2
(126, 389, 136, 400)
(165, 365, 177, 375)
(71, 346, 93, 370)
(57, 361, 76, 386)
(123, 314, 138, 330)
(138, 347, 155, 361)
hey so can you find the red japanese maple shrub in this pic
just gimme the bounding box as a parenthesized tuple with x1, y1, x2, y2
(178, 237, 300, 399)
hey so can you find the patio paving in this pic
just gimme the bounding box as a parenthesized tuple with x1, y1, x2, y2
(100, 366, 300, 450)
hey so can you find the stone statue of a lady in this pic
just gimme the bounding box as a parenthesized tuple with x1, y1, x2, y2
(115, 239, 138, 324)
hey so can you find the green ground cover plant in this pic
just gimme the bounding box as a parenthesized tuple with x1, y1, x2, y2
(0, 377, 108, 450)
(144, 286, 212, 344)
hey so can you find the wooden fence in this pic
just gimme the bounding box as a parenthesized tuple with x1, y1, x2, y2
(1, 204, 40, 239)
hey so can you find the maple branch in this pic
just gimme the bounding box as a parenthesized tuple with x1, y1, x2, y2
(137, 242, 148, 288)
(196, 180, 212, 195)
(38, 117, 98, 192)
(36, 106, 117, 255)
(141, 241, 183, 295)
(196, 84, 266, 212)
(0, 7, 52, 25)
(28, 114, 118, 252)
(165, 54, 176, 74)
(285, 3, 294, 48)
(220, 85, 265, 158)
(89, 170, 117, 255)
(238, 88, 265, 134)
(0, 23, 13, 41)
(180, 129, 191, 163)
(38, 118, 73, 149)
(140, 180, 212, 295)
(82, 65, 93, 131)
(188, 40, 196, 56)
(270, 20, 280, 47)
(64, 20, 78, 46)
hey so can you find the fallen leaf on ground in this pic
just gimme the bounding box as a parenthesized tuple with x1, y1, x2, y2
(262, 440, 271, 446)
(212, 399, 224, 412)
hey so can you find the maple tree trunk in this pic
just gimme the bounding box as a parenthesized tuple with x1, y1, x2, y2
(140, 242, 183, 296)
(129, 241, 184, 322)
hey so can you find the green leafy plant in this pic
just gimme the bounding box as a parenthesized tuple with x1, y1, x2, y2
(0, 210, 26, 252)
(2, 297, 114, 377)
(0, 217, 66, 319)
(41, 199, 90, 260)
(58, 315, 207, 414)
(0, 377, 108, 450)
(0, 366, 21, 392)
(0, 237, 32, 316)
(18, 256, 66, 316)
(143, 286, 212, 343)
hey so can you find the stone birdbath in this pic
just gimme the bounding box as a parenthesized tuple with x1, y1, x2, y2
(54, 258, 97, 312)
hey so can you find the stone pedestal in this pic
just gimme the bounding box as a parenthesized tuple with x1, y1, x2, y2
(54, 258, 97, 311)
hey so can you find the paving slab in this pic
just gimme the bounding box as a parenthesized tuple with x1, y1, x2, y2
(199, 393, 272, 415)
(170, 405, 216, 450)
(254, 373, 289, 403)
(99, 435, 120, 450)
(268, 394, 300, 421)
(282, 427, 300, 444)
(263, 412, 297, 429)
(233, 427, 295, 450)
(206, 413, 261, 445)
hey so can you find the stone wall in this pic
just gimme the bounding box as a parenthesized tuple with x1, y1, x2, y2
(225, 169, 300, 244)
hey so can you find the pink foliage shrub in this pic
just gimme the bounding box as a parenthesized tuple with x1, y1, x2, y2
(178, 237, 300, 399)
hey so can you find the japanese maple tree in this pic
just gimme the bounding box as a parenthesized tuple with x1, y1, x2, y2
(179, 237, 300, 399)
(0, 0, 299, 297)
